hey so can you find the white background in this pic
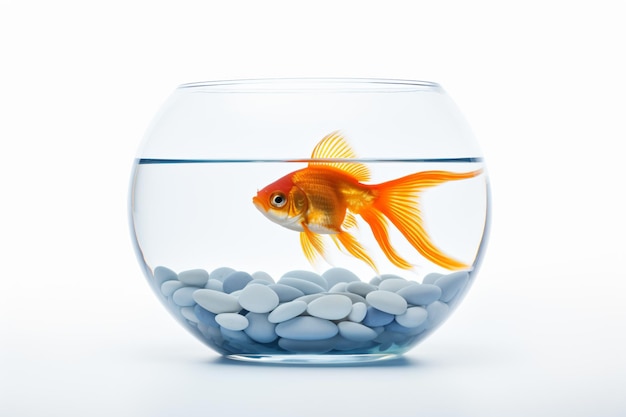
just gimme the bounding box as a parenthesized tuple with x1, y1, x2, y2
(1, 1, 625, 416)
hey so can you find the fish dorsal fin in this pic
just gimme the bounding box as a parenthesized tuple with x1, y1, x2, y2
(309, 131, 370, 182)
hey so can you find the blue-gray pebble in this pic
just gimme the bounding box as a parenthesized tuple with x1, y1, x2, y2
(222, 271, 253, 294)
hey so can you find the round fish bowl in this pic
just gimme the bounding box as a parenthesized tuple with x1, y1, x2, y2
(129, 78, 490, 364)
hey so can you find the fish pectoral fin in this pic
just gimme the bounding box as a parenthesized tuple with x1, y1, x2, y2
(342, 212, 359, 230)
(300, 225, 326, 265)
(359, 209, 413, 270)
(334, 231, 378, 273)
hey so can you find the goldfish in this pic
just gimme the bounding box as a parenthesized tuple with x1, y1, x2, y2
(252, 131, 482, 272)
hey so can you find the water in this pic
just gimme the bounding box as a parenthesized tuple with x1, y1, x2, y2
(129, 159, 489, 361)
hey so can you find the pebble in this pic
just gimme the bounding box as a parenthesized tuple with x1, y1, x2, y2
(307, 294, 352, 320)
(395, 306, 428, 328)
(435, 271, 469, 302)
(275, 316, 338, 340)
(338, 321, 378, 342)
(193, 289, 241, 314)
(268, 284, 304, 302)
(348, 302, 367, 322)
(205, 279, 224, 291)
(161, 280, 184, 297)
(281, 270, 328, 290)
(366, 290, 408, 315)
(210, 267, 236, 282)
(346, 281, 377, 296)
(244, 313, 277, 343)
(362, 307, 394, 327)
(153, 265, 469, 356)
(426, 301, 450, 328)
(268, 300, 308, 323)
(216, 313, 249, 331)
(278, 337, 336, 353)
(369, 276, 382, 286)
(397, 284, 442, 305)
(378, 277, 412, 292)
(180, 306, 199, 323)
(237, 284, 279, 313)
(222, 271, 253, 293)
(154, 266, 178, 286)
(328, 282, 349, 293)
(251, 271, 275, 283)
(278, 277, 325, 295)
(248, 278, 272, 286)
(423, 272, 443, 285)
(178, 269, 210, 286)
(295, 294, 325, 304)
(172, 286, 199, 307)
(322, 267, 361, 288)
(194, 305, 219, 327)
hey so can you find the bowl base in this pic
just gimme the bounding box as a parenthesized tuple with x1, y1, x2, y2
(225, 353, 401, 365)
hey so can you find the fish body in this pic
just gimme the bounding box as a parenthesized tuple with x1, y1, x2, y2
(253, 132, 481, 272)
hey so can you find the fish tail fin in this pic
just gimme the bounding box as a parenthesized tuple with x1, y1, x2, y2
(331, 231, 379, 273)
(368, 169, 482, 270)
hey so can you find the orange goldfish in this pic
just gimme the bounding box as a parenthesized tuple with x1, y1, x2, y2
(253, 131, 482, 272)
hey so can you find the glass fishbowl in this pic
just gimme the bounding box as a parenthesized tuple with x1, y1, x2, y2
(129, 78, 490, 364)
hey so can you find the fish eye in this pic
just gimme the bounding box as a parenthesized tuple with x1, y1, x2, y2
(270, 192, 287, 208)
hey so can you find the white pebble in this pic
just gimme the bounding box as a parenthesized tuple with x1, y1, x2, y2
(180, 306, 199, 323)
(338, 321, 378, 342)
(329, 282, 348, 293)
(366, 290, 408, 315)
(268, 284, 304, 302)
(307, 294, 352, 320)
(251, 271, 275, 283)
(216, 313, 249, 331)
(154, 266, 178, 285)
(348, 302, 367, 322)
(346, 281, 377, 296)
(275, 316, 338, 340)
(278, 277, 325, 295)
(193, 289, 241, 314)
(397, 284, 442, 305)
(238, 284, 279, 313)
(244, 313, 277, 343)
(160, 280, 184, 297)
(378, 278, 412, 292)
(322, 267, 361, 288)
(423, 272, 443, 284)
(395, 307, 428, 328)
(268, 300, 308, 323)
(172, 287, 198, 307)
(426, 301, 450, 328)
(205, 279, 224, 291)
(209, 267, 236, 282)
(178, 269, 210, 286)
(436, 271, 470, 302)
(281, 270, 328, 290)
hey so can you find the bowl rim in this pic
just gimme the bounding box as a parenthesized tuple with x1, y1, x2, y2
(177, 78, 442, 93)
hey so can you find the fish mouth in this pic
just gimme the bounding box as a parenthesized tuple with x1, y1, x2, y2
(252, 195, 267, 211)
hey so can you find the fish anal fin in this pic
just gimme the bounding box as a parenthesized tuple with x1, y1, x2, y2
(309, 131, 370, 182)
(334, 231, 378, 273)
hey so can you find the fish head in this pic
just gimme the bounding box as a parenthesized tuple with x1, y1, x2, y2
(253, 174, 307, 232)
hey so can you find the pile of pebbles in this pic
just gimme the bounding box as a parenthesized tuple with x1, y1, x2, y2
(151, 266, 470, 356)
